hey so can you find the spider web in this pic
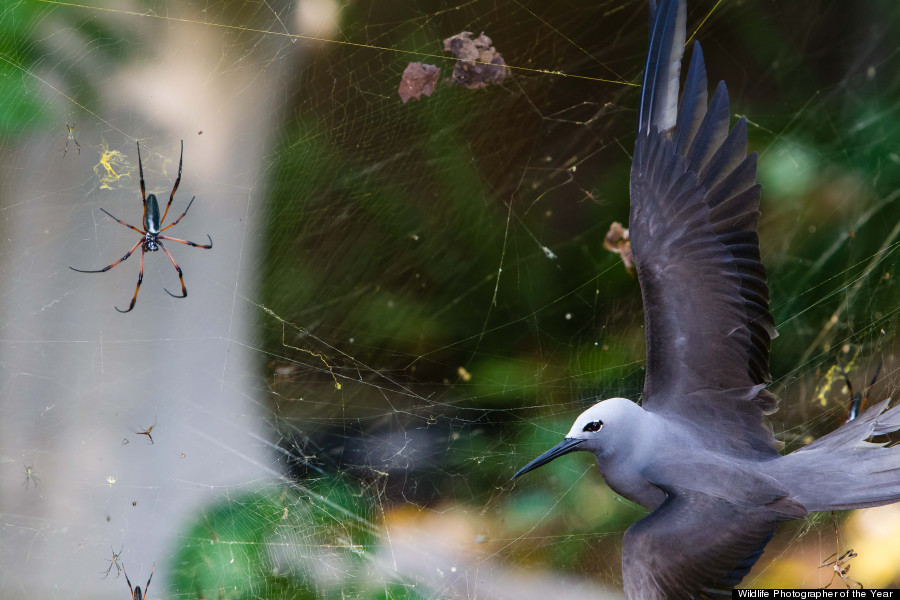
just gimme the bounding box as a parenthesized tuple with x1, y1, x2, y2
(1, 0, 900, 597)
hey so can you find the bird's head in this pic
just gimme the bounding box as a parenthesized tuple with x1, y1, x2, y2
(512, 397, 643, 479)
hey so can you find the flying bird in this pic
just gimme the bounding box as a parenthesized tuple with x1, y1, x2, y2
(513, 0, 900, 596)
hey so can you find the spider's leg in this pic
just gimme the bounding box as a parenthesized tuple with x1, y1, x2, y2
(137, 141, 148, 227)
(144, 563, 155, 598)
(70, 239, 142, 273)
(137, 141, 146, 202)
(159, 234, 213, 249)
(861, 362, 883, 414)
(123, 564, 134, 597)
(159, 196, 195, 232)
(160, 140, 184, 226)
(59, 125, 70, 156)
(115, 246, 145, 313)
(159, 241, 187, 299)
(100, 208, 145, 235)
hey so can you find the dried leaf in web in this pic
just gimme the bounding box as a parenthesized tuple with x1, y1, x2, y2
(398, 62, 440, 104)
(604, 221, 634, 274)
(443, 32, 507, 90)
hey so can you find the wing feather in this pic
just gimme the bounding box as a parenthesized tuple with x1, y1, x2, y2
(686, 83, 731, 174)
(699, 118, 748, 188)
(674, 43, 708, 155)
(639, 0, 686, 134)
(628, 0, 779, 458)
(622, 486, 790, 599)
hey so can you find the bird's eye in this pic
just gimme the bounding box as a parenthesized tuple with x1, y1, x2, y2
(582, 420, 603, 433)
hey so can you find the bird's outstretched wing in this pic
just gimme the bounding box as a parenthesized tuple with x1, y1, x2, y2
(622, 485, 792, 599)
(630, 0, 779, 458)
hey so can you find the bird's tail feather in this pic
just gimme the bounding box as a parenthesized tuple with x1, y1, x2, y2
(776, 399, 900, 512)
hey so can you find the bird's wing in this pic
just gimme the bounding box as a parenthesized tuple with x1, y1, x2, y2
(621, 485, 788, 599)
(630, 0, 779, 458)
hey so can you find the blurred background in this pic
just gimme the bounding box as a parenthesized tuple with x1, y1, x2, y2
(1, 0, 900, 597)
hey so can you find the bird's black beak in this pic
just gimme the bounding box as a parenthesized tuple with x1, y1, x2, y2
(512, 438, 586, 480)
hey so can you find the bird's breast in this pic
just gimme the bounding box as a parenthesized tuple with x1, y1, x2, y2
(598, 459, 667, 510)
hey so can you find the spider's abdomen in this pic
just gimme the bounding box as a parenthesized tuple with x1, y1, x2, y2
(144, 193, 161, 234)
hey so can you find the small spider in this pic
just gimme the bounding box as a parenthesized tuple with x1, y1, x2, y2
(102, 545, 124, 579)
(124, 563, 154, 600)
(70, 141, 213, 313)
(129, 420, 157, 445)
(840, 361, 882, 423)
(23, 464, 39, 489)
(60, 122, 81, 157)
(820, 548, 863, 589)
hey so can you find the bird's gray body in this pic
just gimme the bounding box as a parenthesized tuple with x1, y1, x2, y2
(519, 394, 900, 597)
(514, 1, 900, 597)
(565, 396, 900, 516)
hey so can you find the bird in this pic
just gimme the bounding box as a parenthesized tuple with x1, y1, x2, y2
(513, 0, 900, 597)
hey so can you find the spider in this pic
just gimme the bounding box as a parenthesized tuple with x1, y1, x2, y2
(124, 563, 154, 600)
(102, 545, 124, 579)
(129, 419, 157, 445)
(839, 361, 882, 423)
(818, 512, 864, 589)
(819, 548, 863, 589)
(23, 464, 39, 489)
(60, 122, 81, 157)
(70, 141, 212, 313)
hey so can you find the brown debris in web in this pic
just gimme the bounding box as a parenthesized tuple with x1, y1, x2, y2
(398, 62, 441, 104)
(443, 32, 507, 90)
(604, 221, 634, 274)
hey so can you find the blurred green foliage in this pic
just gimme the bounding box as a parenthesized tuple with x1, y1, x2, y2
(0, 1, 46, 135)
(170, 479, 429, 599)
(0, 1, 133, 138)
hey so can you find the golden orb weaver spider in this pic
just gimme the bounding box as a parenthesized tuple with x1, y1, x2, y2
(123, 563, 154, 600)
(70, 141, 212, 312)
(840, 361, 882, 423)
